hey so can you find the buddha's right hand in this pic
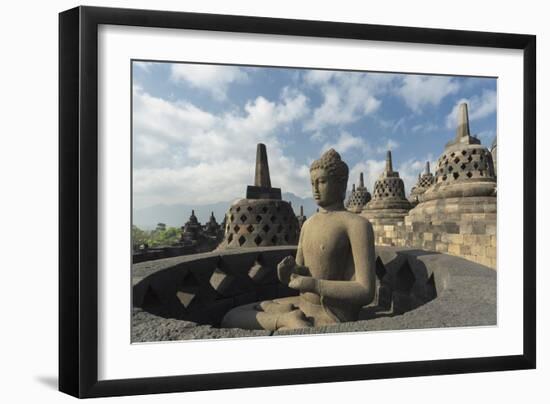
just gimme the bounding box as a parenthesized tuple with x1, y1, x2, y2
(277, 256, 296, 285)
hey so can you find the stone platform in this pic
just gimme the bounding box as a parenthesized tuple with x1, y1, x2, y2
(132, 245, 496, 342)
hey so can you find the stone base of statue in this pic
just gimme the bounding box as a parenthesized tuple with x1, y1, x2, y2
(221, 292, 362, 330)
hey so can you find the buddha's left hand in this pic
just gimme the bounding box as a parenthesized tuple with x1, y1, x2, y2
(288, 273, 318, 293)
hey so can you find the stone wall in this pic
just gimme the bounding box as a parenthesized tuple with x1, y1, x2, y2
(132, 246, 496, 341)
(367, 196, 497, 269)
(133, 246, 299, 327)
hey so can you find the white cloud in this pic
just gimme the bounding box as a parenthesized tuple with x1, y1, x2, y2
(170, 64, 248, 101)
(376, 139, 400, 154)
(321, 131, 370, 156)
(303, 71, 390, 134)
(132, 87, 311, 209)
(411, 122, 439, 133)
(348, 160, 386, 193)
(134, 61, 154, 72)
(397, 75, 459, 112)
(446, 89, 497, 129)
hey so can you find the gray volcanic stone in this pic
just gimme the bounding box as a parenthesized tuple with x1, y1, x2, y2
(132, 246, 496, 341)
(132, 308, 271, 342)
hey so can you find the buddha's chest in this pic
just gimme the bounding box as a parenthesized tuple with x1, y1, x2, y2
(301, 221, 350, 278)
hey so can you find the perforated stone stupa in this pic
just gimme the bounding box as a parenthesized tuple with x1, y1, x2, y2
(361, 151, 412, 246)
(421, 103, 496, 202)
(180, 210, 202, 244)
(218, 144, 299, 249)
(409, 162, 435, 205)
(346, 172, 371, 213)
(401, 103, 497, 268)
(362, 151, 411, 216)
(203, 212, 222, 238)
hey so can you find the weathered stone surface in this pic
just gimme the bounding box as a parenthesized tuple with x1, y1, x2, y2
(222, 148, 377, 331)
(132, 308, 271, 342)
(363, 151, 412, 215)
(346, 172, 371, 212)
(132, 246, 495, 341)
(421, 103, 496, 202)
(218, 144, 298, 249)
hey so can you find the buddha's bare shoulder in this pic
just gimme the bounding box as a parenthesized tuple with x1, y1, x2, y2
(338, 211, 373, 231)
(303, 211, 371, 229)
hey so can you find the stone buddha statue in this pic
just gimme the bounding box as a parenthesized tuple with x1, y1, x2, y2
(221, 149, 376, 330)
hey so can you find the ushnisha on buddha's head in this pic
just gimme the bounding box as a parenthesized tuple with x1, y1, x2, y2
(309, 149, 349, 208)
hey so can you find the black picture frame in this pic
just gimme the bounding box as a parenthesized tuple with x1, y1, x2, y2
(59, 5, 536, 398)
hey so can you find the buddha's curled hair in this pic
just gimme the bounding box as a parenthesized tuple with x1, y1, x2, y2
(310, 149, 349, 183)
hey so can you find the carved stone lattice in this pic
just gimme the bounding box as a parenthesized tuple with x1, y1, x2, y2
(410, 162, 435, 204)
(420, 104, 496, 202)
(219, 199, 299, 249)
(434, 147, 495, 184)
(347, 187, 371, 210)
(372, 177, 406, 200)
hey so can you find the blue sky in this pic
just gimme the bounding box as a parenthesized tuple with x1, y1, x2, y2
(132, 61, 496, 211)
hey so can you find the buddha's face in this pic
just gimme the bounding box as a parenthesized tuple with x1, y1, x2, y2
(310, 168, 346, 207)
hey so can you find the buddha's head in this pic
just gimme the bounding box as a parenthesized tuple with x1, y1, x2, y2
(310, 149, 349, 207)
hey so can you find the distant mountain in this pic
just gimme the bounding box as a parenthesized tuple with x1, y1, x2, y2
(132, 191, 335, 230)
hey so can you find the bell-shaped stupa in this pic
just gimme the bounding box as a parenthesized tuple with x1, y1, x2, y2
(363, 151, 411, 213)
(346, 172, 372, 213)
(421, 103, 496, 202)
(218, 144, 299, 249)
(404, 103, 497, 268)
(361, 151, 411, 245)
(409, 161, 435, 205)
(180, 210, 202, 244)
(203, 211, 222, 238)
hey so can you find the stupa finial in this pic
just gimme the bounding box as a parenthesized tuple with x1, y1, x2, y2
(254, 143, 271, 188)
(300, 205, 304, 216)
(425, 161, 430, 175)
(359, 172, 364, 188)
(385, 150, 393, 173)
(352, 183, 356, 192)
(456, 103, 471, 140)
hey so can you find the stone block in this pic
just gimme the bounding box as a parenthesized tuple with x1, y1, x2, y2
(443, 222, 460, 234)
(448, 244, 461, 255)
(423, 232, 433, 241)
(471, 245, 484, 256)
(486, 224, 497, 235)
(490, 236, 497, 248)
(486, 247, 496, 258)
(471, 223, 486, 235)
(460, 245, 471, 255)
(448, 234, 464, 244)
(460, 223, 473, 234)
(422, 240, 436, 251)
(476, 235, 491, 246)
(435, 242, 448, 253)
